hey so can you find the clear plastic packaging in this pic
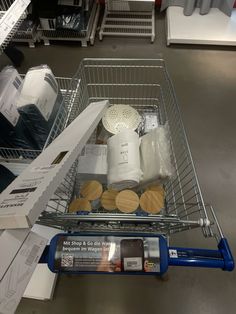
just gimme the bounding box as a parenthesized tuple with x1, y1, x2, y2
(56, 5, 85, 32)
(17, 65, 63, 150)
(0, 66, 38, 150)
(139, 124, 174, 187)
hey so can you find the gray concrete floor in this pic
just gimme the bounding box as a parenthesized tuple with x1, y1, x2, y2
(4, 11, 236, 314)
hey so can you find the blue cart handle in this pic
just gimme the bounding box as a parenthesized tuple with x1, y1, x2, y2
(168, 238, 234, 271)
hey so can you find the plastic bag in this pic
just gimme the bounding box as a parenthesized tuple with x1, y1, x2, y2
(0, 66, 38, 150)
(56, 5, 85, 32)
(139, 124, 174, 187)
(17, 65, 63, 150)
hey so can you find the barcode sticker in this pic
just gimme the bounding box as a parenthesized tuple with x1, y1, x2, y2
(25, 244, 40, 266)
(123, 257, 142, 271)
(61, 254, 74, 267)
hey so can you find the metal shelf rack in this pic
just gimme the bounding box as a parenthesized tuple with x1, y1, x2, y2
(39, 2, 100, 47)
(12, 18, 39, 48)
(99, 0, 155, 42)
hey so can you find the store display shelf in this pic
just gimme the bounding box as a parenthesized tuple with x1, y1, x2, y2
(12, 19, 39, 48)
(40, 3, 100, 48)
(167, 7, 236, 46)
(99, 0, 155, 42)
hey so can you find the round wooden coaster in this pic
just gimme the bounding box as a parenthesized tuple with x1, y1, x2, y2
(140, 190, 164, 214)
(80, 180, 103, 201)
(115, 190, 139, 213)
(68, 198, 92, 212)
(101, 190, 119, 211)
(146, 185, 165, 197)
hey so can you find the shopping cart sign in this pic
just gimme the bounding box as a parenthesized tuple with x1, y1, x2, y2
(40, 232, 234, 273)
(45, 233, 169, 275)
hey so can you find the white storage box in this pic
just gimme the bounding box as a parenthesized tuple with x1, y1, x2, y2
(39, 18, 56, 30)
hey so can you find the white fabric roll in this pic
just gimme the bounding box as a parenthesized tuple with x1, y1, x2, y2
(107, 129, 141, 190)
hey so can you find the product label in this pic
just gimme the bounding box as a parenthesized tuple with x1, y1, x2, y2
(116, 141, 139, 167)
(0, 162, 57, 211)
(0, 100, 20, 126)
(54, 236, 160, 273)
(0, 76, 21, 126)
(31, 165, 56, 173)
(169, 249, 178, 258)
(119, 142, 129, 164)
(145, 114, 158, 133)
(83, 145, 107, 157)
(0, 174, 46, 209)
(123, 257, 142, 271)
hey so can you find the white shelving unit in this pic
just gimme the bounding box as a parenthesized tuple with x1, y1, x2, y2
(166, 6, 236, 46)
(12, 19, 39, 48)
(0, 0, 30, 52)
(39, 1, 100, 47)
(99, 0, 155, 43)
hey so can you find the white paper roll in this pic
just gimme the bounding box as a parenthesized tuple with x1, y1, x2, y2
(107, 129, 141, 190)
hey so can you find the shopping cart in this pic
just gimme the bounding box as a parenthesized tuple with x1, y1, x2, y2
(1, 59, 234, 274)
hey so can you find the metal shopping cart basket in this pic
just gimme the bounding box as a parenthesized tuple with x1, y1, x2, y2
(1, 59, 234, 275)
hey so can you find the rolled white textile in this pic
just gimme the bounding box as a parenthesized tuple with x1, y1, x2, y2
(107, 129, 141, 190)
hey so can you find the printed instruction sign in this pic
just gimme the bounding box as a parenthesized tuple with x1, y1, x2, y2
(54, 236, 160, 273)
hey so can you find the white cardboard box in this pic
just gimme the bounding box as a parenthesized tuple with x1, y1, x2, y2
(0, 231, 47, 314)
(0, 229, 29, 281)
(23, 225, 60, 301)
(0, 100, 109, 229)
(77, 144, 107, 183)
(23, 264, 57, 301)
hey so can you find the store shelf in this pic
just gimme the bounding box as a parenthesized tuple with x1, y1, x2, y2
(12, 19, 39, 48)
(99, 0, 155, 42)
(40, 2, 100, 47)
(167, 7, 236, 46)
(0, 0, 30, 52)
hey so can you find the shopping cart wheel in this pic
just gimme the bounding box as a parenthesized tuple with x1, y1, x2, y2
(159, 273, 169, 282)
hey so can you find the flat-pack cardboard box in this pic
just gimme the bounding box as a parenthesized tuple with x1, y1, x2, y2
(0, 231, 47, 314)
(0, 229, 29, 281)
(0, 100, 109, 229)
(77, 144, 107, 183)
(23, 225, 60, 301)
